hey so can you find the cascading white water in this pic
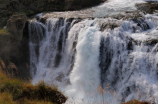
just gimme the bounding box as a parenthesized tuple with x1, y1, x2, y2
(29, 18, 78, 85)
(29, 21, 47, 77)
(99, 15, 158, 103)
(29, 0, 158, 103)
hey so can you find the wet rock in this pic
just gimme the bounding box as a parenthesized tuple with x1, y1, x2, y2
(100, 22, 120, 31)
(131, 18, 150, 31)
(54, 53, 62, 67)
(136, 1, 158, 14)
(127, 40, 133, 50)
(112, 11, 143, 20)
(66, 18, 74, 22)
(143, 39, 158, 45)
(40, 17, 47, 24)
(56, 73, 64, 82)
(99, 37, 113, 87)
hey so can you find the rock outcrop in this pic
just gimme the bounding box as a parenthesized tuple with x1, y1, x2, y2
(0, 14, 30, 79)
(0, 0, 103, 28)
(7, 14, 27, 40)
(136, 1, 158, 14)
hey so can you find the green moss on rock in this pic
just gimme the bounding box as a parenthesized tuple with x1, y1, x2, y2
(0, 29, 11, 36)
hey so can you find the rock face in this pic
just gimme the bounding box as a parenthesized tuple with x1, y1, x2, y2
(0, 14, 30, 79)
(64, 0, 103, 10)
(7, 14, 27, 40)
(0, 0, 103, 28)
(136, 1, 158, 14)
(0, 29, 11, 61)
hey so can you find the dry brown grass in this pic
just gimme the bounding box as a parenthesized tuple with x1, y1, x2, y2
(122, 100, 150, 104)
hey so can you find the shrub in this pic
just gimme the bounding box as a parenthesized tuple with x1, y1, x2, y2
(0, 70, 67, 104)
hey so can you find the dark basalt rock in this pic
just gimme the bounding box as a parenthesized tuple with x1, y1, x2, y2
(100, 22, 120, 31)
(131, 18, 150, 31)
(136, 1, 158, 14)
(99, 37, 113, 87)
(40, 17, 47, 24)
(112, 11, 143, 20)
(143, 39, 158, 45)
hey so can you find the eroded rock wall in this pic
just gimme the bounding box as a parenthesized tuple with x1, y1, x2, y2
(0, 0, 103, 28)
(0, 14, 30, 79)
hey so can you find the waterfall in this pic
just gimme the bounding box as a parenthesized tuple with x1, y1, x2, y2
(29, 18, 77, 85)
(29, 20, 46, 77)
(28, 1, 158, 103)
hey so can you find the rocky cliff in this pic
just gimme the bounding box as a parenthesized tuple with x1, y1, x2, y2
(0, 0, 103, 28)
(0, 0, 103, 79)
(0, 14, 30, 79)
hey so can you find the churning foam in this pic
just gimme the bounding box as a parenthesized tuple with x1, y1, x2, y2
(64, 19, 118, 104)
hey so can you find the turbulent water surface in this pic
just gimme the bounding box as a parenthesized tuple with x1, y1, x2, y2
(29, 0, 158, 103)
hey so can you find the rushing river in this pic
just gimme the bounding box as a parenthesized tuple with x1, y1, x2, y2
(29, 0, 158, 103)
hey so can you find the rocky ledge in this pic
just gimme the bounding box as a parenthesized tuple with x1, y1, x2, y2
(136, 1, 158, 14)
(0, 0, 104, 28)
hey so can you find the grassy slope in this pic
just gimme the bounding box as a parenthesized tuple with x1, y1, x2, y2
(0, 68, 67, 104)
